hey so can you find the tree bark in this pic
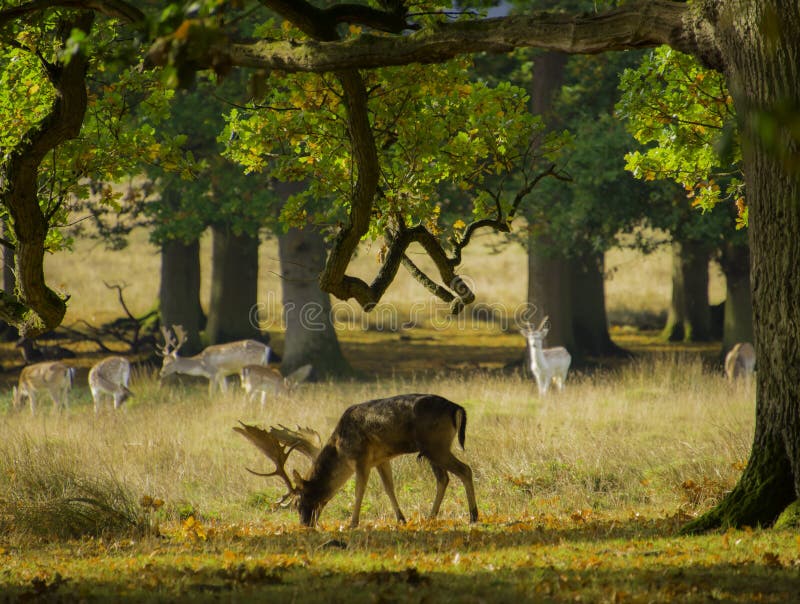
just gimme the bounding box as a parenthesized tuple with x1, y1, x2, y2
(718, 242, 753, 357)
(206, 224, 262, 344)
(0, 12, 94, 335)
(0, 220, 19, 341)
(278, 224, 352, 378)
(525, 51, 574, 357)
(661, 240, 712, 342)
(570, 252, 628, 358)
(159, 238, 204, 355)
(527, 237, 574, 352)
(682, 0, 800, 532)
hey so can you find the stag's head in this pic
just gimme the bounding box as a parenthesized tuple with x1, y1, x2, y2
(519, 316, 550, 345)
(234, 423, 323, 526)
(157, 325, 187, 377)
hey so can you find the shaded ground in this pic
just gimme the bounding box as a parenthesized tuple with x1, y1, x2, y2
(0, 324, 725, 391)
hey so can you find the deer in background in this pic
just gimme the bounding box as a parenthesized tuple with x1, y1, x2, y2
(240, 363, 313, 407)
(519, 316, 572, 396)
(235, 393, 479, 528)
(158, 325, 270, 395)
(12, 361, 76, 414)
(725, 342, 756, 381)
(88, 356, 133, 413)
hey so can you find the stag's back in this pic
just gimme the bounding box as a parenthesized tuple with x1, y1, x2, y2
(241, 365, 286, 396)
(89, 356, 131, 394)
(725, 342, 756, 380)
(19, 361, 74, 391)
(202, 340, 269, 371)
(330, 394, 467, 458)
(14, 361, 74, 410)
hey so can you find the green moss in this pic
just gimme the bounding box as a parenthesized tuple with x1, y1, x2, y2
(774, 499, 800, 529)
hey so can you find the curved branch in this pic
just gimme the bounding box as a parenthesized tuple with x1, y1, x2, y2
(148, 2, 714, 75)
(0, 12, 95, 336)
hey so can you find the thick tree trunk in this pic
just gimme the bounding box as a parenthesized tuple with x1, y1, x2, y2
(569, 252, 628, 358)
(278, 224, 352, 378)
(159, 238, 204, 355)
(525, 52, 574, 357)
(718, 242, 753, 357)
(527, 239, 575, 352)
(661, 240, 712, 342)
(683, 0, 800, 532)
(206, 225, 262, 344)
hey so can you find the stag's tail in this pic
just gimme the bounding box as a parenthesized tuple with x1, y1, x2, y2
(454, 406, 467, 450)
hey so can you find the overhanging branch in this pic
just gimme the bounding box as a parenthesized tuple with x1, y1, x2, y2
(147, 1, 701, 75)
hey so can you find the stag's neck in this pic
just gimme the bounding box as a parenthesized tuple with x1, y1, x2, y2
(305, 444, 354, 501)
(166, 357, 213, 378)
(527, 338, 548, 371)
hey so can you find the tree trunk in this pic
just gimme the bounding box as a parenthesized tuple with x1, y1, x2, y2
(527, 238, 575, 351)
(206, 225, 262, 344)
(569, 252, 628, 358)
(661, 240, 712, 342)
(159, 238, 204, 355)
(683, 0, 800, 532)
(718, 242, 753, 357)
(0, 220, 19, 342)
(525, 52, 574, 356)
(278, 224, 352, 378)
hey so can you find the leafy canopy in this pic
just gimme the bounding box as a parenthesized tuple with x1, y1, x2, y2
(222, 54, 566, 247)
(617, 47, 745, 226)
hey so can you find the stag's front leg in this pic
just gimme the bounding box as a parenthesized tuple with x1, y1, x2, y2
(376, 461, 406, 523)
(350, 463, 371, 528)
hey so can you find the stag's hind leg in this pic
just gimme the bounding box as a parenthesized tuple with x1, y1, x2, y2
(428, 462, 450, 519)
(425, 448, 478, 523)
(438, 453, 478, 523)
(376, 461, 406, 523)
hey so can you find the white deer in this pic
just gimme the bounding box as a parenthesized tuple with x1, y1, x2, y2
(240, 363, 313, 407)
(12, 361, 76, 414)
(725, 342, 756, 381)
(158, 325, 270, 395)
(88, 356, 133, 413)
(519, 316, 572, 395)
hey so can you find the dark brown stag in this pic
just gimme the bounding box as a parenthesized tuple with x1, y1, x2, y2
(235, 394, 479, 527)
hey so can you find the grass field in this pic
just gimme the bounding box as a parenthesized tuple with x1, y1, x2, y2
(3, 231, 792, 603)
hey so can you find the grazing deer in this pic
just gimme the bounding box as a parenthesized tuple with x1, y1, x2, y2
(158, 325, 270, 395)
(240, 363, 313, 407)
(88, 356, 133, 413)
(725, 342, 756, 381)
(519, 316, 572, 395)
(235, 393, 479, 528)
(12, 361, 76, 414)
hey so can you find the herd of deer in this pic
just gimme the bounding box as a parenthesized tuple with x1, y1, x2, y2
(6, 319, 757, 528)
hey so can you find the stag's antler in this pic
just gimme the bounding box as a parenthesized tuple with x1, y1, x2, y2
(234, 422, 320, 506)
(270, 424, 321, 460)
(157, 324, 187, 357)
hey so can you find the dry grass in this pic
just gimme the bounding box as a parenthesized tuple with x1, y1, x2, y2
(0, 356, 753, 534)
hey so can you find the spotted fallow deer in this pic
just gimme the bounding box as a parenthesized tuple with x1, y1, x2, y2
(725, 342, 756, 381)
(240, 363, 313, 407)
(12, 361, 76, 414)
(88, 356, 133, 413)
(158, 325, 270, 395)
(234, 393, 479, 528)
(519, 316, 572, 395)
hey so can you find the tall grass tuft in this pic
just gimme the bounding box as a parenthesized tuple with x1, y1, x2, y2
(0, 434, 149, 540)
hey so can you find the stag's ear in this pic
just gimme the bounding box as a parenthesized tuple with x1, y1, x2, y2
(292, 469, 306, 488)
